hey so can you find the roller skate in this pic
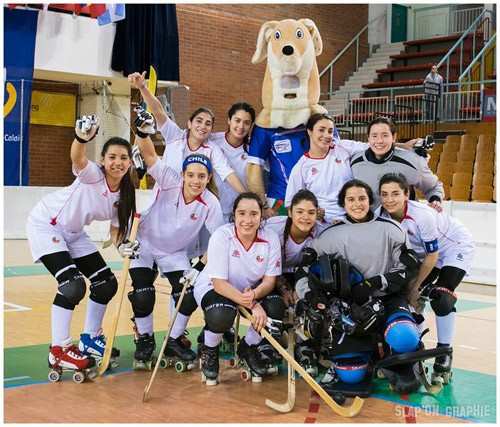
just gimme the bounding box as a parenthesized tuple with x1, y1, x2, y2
(159, 336, 196, 372)
(220, 327, 238, 354)
(199, 343, 219, 386)
(237, 339, 267, 383)
(179, 330, 192, 350)
(79, 331, 120, 370)
(132, 332, 157, 370)
(257, 340, 282, 375)
(319, 367, 347, 405)
(295, 341, 319, 377)
(48, 340, 97, 383)
(432, 344, 453, 385)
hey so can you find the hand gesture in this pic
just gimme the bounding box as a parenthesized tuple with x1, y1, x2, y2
(75, 114, 100, 143)
(128, 71, 147, 90)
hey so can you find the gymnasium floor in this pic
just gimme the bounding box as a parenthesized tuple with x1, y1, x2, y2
(4, 240, 497, 423)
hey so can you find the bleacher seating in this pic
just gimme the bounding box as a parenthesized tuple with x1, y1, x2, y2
(435, 132, 496, 202)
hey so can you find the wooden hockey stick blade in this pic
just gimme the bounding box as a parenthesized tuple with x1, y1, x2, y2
(239, 307, 363, 418)
(143, 277, 191, 402)
(97, 213, 141, 376)
(265, 319, 296, 413)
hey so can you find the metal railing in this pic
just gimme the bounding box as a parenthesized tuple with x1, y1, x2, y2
(326, 80, 496, 131)
(319, 12, 386, 98)
(450, 7, 484, 34)
(459, 33, 496, 86)
(437, 8, 494, 84)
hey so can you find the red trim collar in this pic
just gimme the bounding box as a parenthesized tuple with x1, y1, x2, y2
(234, 225, 267, 251)
(304, 146, 331, 160)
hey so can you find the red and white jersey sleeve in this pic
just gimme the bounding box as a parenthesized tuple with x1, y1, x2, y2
(29, 161, 120, 232)
(203, 224, 282, 293)
(337, 138, 367, 156)
(159, 119, 185, 145)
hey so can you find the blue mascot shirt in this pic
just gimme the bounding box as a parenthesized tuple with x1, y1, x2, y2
(248, 124, 308, 200)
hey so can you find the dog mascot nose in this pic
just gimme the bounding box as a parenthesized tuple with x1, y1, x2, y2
(282, 45, 294, 56)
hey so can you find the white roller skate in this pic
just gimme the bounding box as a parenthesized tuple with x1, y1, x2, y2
(79, 331, 120, 370)
(48, 340, 97, 384)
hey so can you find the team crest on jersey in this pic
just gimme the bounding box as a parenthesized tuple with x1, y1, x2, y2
(52, 236, 60, 244)
(232, 250, 241, 258)
(335, 158, 342, 164)
(190, 213, 198, 221)
(256, 255, 264, 263)
(275, 260, 281, 268)
(241, 153, 248, 160)
(456, 253, 463, 261)
(102, 190, 108, 197)
(311, 167, 318, 176)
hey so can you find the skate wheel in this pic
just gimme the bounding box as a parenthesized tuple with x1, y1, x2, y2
(159, 358, 168, 369)
(48, 369, 61, 383)
(205, 378, 218, 386)
(72, 371, 85, 384)
(268, 366, 279, 375)
(174, 361, 186, 373)
(376, 369, 385, 379)
(251, 374, 262, 383)
(240, 370, 251, 382)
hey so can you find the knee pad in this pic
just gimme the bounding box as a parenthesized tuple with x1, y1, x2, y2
(332, 352, 370, 384)
(204, 304, 237, 333)
(57, 269, 86, 306)
(384, 312, 420, 353)
(128, 285, 156, 318)
(260, 293, 286, 320)
(175, 287, 198, 316)
(430, 287, 457, 316)
(89, 269, 118, 305)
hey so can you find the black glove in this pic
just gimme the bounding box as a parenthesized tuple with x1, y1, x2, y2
(304, 290, 328, 310)
(300, 247, 317, 267)
(351, 276, 382, 305)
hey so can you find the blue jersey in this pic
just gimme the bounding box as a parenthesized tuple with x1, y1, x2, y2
(248, 125, 308, 200)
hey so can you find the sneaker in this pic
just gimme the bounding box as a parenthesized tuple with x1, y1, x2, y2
(79, 333, 106, 359)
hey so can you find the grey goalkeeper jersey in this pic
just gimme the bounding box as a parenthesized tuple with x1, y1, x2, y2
(351, 147, 444, 207)
(311, 214, 409, 281)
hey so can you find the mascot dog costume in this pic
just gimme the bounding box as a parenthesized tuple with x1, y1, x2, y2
(247, 18, 327, 213)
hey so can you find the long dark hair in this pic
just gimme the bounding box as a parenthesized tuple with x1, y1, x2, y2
(101, 137, 136, 244)
(283, 189, 319, 267)
(227, 102, 256, 152)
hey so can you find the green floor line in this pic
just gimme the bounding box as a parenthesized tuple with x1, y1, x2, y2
(5, 262, 124, 278)
(4, 327, 496, 423)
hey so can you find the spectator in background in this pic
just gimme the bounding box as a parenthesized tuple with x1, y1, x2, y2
(424, 65, 444, 121)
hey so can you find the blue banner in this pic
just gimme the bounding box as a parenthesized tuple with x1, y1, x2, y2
(4, 8, 38, 186)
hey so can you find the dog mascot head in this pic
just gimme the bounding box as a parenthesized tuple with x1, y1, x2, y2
(252, 18, 327, 129)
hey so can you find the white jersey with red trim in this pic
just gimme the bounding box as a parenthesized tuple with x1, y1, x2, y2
(378, 200, 474, 265)
(159, 119, 234, 182)
(285, 140, 366, 223)
(28, 161, 120, 232)
(193, 223, 282, 301)
(138, 159, 223, 258)
(263, 216, 326, 273)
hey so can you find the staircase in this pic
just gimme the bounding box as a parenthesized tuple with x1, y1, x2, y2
(323, 42, 404, 117)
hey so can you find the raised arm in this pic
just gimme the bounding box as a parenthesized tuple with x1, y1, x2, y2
(71, 115, 99, 172)
(128, 71, 168, 129)
(133, 107, 158, 167)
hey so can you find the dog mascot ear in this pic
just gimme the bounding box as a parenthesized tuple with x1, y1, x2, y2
(299, 18, 323, 56)
(252, 20, 280, 64)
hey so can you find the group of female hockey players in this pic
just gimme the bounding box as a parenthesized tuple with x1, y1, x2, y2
(26, 70, 474, 399)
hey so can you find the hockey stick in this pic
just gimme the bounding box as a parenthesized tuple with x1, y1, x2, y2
(143, 272, 194, 402)
(239, 307, 363, 418)
(265, 314, 296, 413)
(97, 213, 141, 376)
